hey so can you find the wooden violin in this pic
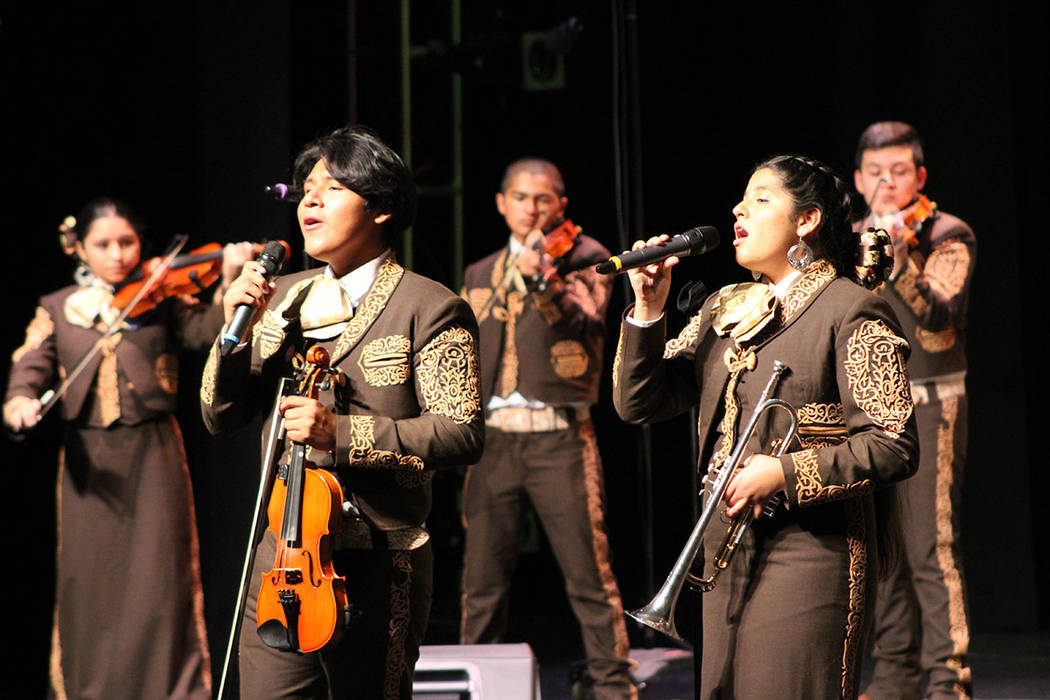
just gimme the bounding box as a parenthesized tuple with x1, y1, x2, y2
(895, 194, 937, 248)
(523, 217, 582, 291)
(257, 345, 347, 654)
(111, 240, 291, 318)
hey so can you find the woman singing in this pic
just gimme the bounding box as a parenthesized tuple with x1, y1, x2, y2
(613, 155, 919, 698)
(3, 198, 252, 698)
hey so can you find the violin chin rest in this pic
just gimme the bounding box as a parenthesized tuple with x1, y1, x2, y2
(258, 619, 296, 652)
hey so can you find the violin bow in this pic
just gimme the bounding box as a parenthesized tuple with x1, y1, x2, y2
(36, 234, 189, 421)
(216, 376, 292, 700)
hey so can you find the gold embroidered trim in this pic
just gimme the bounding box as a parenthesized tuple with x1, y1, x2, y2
(493, 291, 524, 397)
(663, 312, 703, 359)
(95, 332, 123, 426)
(843, 319, 913, 438)
(465, 287, 494, 322)
(200, 344, 218, 406)
(797, 402, 845, 428)
(12, 306, 54, 363)
(550, 339, 588, 379)
(612, 329, 625, 389)
(925, 240, 971, 302)
(346, 415, 425, 470)
(713, 346, 757, 462)
(793, 448, 874, 506)
(384, 550, 413, 700)
(894, 262, 930, 318)
(416, 326, 481, 425)
(781, 258, 836, 321)
(359, 335, 412, 387)
(333, 258, 404, 361)
(935, 397, 972, 688)
(841, 498, 868, 698)
(154, 353, 178, 395)
(917, 326, 956, 353)
(579, 419, 632, 659)
(257, 308, 287, 360)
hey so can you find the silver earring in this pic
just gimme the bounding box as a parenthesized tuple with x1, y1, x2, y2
(787, 240, 814, 271)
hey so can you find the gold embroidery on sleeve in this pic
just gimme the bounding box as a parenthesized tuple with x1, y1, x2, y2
(12, 306, 54, 363)
(200, 345, 218, 406)
(346, 415, 426, 470)
(843, 319, 913, 438)
(793, 449, 874, 505)
(359, 335, 412, 387)
(925, 240, 971, 301)
(611, 330, 625, 389)
(417, 326, 481, 425)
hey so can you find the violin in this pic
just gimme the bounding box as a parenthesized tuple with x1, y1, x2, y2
(111, 240, 291, 318)
(257, 345, 348, 654)
(523, 217, 582, 291)
(894, 194, 937, 248)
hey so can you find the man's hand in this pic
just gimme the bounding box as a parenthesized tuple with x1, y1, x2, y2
(280, 395, 337, 452)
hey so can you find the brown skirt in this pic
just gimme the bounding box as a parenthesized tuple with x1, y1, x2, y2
(51, 416, 210, 700)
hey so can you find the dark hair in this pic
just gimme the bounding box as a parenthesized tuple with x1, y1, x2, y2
(61, 197, 146, 258)
(752, 155, 857, 278)
(292, 125, 417, 244)
(854, 121, 925, 169)
(499, 158, 566, 196)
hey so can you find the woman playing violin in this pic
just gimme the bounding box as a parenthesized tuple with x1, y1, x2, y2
(3, 197, 252, 699)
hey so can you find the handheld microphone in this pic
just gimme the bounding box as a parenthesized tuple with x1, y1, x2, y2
(220, 241, 288, 356)
(265, 183, 301, 202)
(596, 226, 720, 274)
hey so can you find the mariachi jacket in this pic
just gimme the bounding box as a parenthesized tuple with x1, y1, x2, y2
(7, 286, 222, 426)
(200, 256, 484, 542)
(612, 259, 919, 515)
(461, 233, 612, 406)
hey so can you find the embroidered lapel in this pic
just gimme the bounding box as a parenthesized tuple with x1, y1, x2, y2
(329, 256, 405, 365)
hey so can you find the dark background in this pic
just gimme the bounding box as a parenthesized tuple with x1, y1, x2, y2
(2, 1, 1046, 696)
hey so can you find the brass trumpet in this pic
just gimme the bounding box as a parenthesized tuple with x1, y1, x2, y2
(627, 360, 799, 643)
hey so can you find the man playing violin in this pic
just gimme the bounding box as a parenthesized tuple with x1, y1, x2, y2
(854, 121, 977, 700)
(201, 124, 484, 699)
(458, 158, 636, 699)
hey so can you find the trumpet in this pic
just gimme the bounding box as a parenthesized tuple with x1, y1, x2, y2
(627, 360, 798, 643)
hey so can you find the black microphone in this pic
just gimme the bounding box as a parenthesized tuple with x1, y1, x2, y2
(265, 183, 302, 202)
(595, 226, 720, 274)
(220, 241, 288, 356)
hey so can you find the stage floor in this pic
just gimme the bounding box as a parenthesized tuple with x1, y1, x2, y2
(519, 631, 1050, 699)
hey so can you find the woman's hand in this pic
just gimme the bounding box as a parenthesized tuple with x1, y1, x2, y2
(279, 396, 336, 452)
(723, 453, 787, 519)
(222, 259, 277, 327)
(625, 235, 678, 322)
(3, 395, 41, 432)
